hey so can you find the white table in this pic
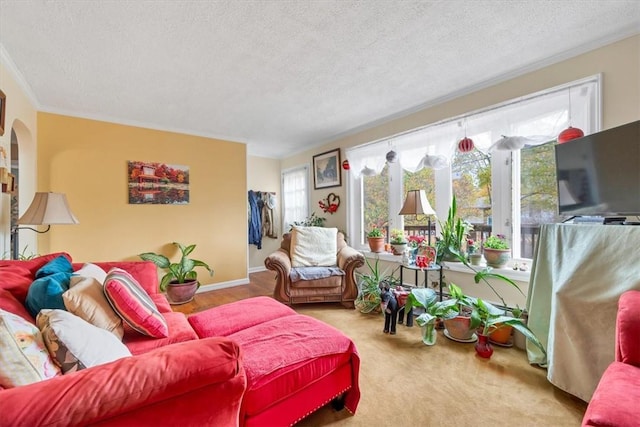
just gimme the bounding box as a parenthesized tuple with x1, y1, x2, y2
(526, 223, 640, 402)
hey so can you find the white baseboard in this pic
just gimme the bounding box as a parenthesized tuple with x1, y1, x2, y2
(197, 278, 249, 293)
(248, 266, 267, 274)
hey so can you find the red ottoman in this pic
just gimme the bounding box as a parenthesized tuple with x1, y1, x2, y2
(188, 297, 360, 426)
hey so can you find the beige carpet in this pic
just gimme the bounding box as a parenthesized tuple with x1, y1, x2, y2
(293, 304, 586, 427)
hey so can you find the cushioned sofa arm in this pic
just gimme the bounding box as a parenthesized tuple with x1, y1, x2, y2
(337, 246, 365, 272)
(264, 248, 292, 277)
(0, 337, 246, 427)
(616, 290, 640, 366)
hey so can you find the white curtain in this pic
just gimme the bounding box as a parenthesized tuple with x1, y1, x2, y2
(282, 166, 308, 232)
(345, 79, 598, 176)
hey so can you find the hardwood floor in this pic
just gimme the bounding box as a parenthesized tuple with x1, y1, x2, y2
(171, 270, 277, 315)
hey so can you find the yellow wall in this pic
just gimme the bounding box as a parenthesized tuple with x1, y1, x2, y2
(36, 113, 247, 285)
(247, 155, 281, 270)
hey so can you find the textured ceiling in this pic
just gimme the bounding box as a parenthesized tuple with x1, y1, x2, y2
(0, 1, 639, 158)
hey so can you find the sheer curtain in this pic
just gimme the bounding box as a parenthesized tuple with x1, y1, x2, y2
(282, 165, 309, 232)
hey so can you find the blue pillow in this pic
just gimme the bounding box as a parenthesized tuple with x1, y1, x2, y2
(25, 255, 73, 317)
(25, 272, 71, 317)
(35, 255, 73, 279)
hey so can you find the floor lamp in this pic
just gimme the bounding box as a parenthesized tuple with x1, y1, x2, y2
(11, 192, 79, 259)
(399, 189, 436, 246)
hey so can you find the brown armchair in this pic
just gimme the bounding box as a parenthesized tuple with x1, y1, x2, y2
(264, 231, 365, 308)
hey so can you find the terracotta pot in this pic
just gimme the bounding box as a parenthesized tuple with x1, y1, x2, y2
(166, 279, 198, 305)
(483, 248, 510, 268)
(368, 237, 385, 253)
(489, 323, 513, 345)
(443, 316, 476, 341)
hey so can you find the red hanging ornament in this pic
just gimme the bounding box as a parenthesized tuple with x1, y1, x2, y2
(342, 160, 350, 170)
(458, 137, 474, 153)
(557, 126, 584, 144)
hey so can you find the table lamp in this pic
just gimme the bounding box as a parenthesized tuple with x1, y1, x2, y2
(11, 192, 79, 259)
(399, 189, 436, 246)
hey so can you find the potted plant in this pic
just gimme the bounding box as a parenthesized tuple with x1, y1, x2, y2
(467, 239, 482, 265)
(483, 234, 510, 268)
(404, 287, 456, 345)
(389, 229, 408, 255)
(355, 256, 395, 313)
(367, 226, 385, 253)
(436, 195, 473, 263)
(139, 242, 214, 305)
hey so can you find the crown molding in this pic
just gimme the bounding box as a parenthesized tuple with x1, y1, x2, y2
(0, 43, 40, 109)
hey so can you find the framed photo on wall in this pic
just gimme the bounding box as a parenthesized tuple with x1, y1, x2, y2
(313, 148, 341, 189)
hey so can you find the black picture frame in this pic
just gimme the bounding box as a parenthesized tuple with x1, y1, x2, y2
(313, 148, 341, 189)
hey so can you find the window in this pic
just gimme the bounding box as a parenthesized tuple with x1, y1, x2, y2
(281, 165, 309, 232)
(347, 76, 601, 260)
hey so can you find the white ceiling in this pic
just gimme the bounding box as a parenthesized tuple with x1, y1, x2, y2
(0, 1, 639, 158)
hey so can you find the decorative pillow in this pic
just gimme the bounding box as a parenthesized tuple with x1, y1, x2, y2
(70, 263, 107, 287)
(104, 268, 168, 338)
(25, 255, 74, 318)
(62, 277, 124, 339)
(25, 272, 71, 318)
(0, 309, 61, 388)
(35, 255, 73, 279)
(290, 226, 338, 267)
(37, 309, 131, 374)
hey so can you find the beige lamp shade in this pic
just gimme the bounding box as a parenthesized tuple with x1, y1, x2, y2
(399, 190, 435, 216)
(18, 192, 79, 225)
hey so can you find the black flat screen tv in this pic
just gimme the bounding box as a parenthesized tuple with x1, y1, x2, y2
(554, 120, 640, 217)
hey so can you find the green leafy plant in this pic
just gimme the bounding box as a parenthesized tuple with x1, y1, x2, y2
(140, 242, 214, 292)
(367, 226, 384, 238)
(290, 212, 326, 230)
(484, 234, 510, 249)
(355, 257, 397, 313)
(389, 229, 407, 244)
(436, 195, 473, 262)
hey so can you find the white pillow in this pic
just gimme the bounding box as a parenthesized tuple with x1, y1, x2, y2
(0, 309, 61, 388)
(37, 309, 131, 374)
(70, 263, 107, 287)
(290, 226, 338, 267)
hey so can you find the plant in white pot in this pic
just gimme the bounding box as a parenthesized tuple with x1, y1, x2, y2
(389, 229, 408, 255)
(140, 242, 214, 305)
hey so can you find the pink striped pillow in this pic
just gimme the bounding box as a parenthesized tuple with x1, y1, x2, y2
(103, 268, 168, 338)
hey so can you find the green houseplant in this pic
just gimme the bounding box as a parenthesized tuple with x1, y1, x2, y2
(389, 228, 407, 255)
(367, 226, 385, 253)
(483, 234, 510, 268)
(436, 195, 473, 263)
(355, 256, 397, 314)
(139, 242, 214, 305)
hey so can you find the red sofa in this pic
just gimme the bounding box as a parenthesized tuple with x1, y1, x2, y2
(0, 253, 360, 426)
(582, 290, 640, 426)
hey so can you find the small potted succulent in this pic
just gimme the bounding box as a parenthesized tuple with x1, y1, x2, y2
(389, 229, 408, 255)
(482, 234, 510, 268)
(367, 226, 385, 253)
(140, 242, 214, 305)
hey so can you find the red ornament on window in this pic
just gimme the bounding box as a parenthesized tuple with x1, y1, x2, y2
(557, 126, 584, 144)
(458, 137, 474, 153)
(342, 160, 350, 170)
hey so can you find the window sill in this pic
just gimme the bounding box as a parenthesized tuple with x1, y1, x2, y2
(362, 251, 531, 283)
